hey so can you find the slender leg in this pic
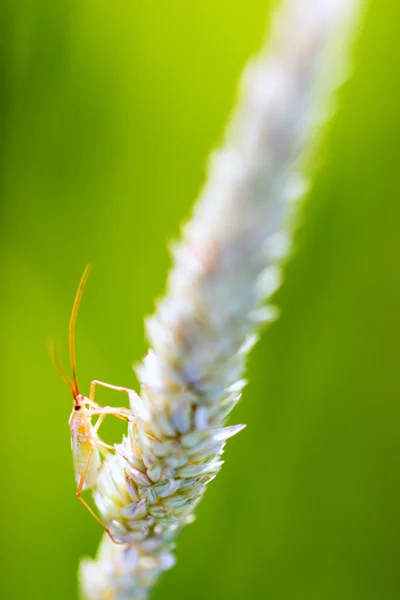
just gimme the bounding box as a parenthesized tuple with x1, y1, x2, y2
(86, 380, 135, 426)
(88, 406, 133, 422)
(92, 411, 106, 434)
(90, 436, 130, 462)
(89, 379, 135, 407)
(91, 414, 130, 461)
(76, 443, 122, 544)
(87, 407, 134, 454)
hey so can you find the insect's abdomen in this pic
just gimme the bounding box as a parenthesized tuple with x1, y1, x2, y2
(72, 433, 102, 491)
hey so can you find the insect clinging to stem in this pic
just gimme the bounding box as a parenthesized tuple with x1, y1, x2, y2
(51, 264, 136, 543)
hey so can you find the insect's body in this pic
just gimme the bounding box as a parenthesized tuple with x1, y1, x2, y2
(69, 400, 101, 490)
(66, 384, 134, 543)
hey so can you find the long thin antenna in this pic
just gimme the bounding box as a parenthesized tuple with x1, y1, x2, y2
(69, 264, 92, 397)
(48, 337, 75, 395)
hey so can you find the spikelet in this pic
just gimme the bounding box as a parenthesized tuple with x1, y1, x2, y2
(80, 1, 364, 598)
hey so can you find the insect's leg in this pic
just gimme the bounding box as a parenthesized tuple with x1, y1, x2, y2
(92, 411, 106, 434)
(76, 443, 122, 544)
(77, 495, 122, 545)
(89, 379, 136, 410)
(87, 407, 132, 455)
(88, 406, 132, 422)
(87, 380, 139, 430)
(91, 414, 130, 460)
(90, 436, 130, 462)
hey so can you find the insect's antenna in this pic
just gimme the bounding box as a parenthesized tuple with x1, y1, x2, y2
(69, 264, 92, 398)
(48, 337, 75, 396)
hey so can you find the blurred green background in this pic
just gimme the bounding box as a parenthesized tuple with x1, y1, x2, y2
(1, 0, 400, 599)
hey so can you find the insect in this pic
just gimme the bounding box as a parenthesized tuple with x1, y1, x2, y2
(52, 265, 135, 543)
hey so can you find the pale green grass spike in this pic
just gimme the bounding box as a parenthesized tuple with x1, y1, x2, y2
(79, 1, 365, 598)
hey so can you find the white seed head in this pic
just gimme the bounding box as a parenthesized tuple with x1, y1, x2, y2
(79, 1, 364, 598)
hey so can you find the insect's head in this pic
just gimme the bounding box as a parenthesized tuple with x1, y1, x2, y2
(50, 265, 91, 409)
(73, 393, 86, 411)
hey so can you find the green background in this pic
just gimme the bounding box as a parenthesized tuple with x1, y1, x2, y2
(1, 1, 400, 598)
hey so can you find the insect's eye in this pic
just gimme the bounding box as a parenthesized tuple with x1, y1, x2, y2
(74, 405, 81, 411)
